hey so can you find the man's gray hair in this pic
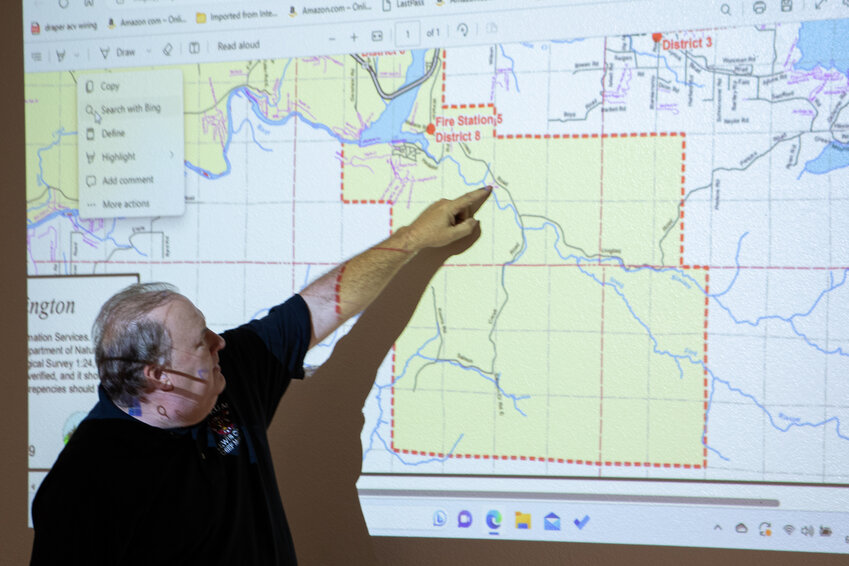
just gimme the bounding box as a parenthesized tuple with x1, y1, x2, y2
(92, 282, 180, 407)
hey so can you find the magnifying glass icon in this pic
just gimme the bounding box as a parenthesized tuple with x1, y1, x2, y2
(85, 104, 102, 124)
(720, 3, 731, 15)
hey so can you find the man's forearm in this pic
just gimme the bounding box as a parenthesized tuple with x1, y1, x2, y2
(300, 187, 492, 348)
(300, 227, 419, 347)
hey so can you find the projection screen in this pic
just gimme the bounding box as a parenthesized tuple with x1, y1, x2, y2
(17, 0, 849, 562)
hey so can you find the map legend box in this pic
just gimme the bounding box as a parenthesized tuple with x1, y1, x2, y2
(76, 70, 184, 219)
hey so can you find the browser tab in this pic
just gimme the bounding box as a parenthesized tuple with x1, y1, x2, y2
(38, 19, 100, 36)
(116, 13, 189, 30)
(394, 0, 427, 9)
(299, 2, 377, 17)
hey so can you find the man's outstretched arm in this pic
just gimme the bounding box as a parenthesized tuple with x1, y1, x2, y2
(300, 187, 491, 348)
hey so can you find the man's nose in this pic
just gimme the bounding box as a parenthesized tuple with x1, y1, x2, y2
(207, 330, 225, 352)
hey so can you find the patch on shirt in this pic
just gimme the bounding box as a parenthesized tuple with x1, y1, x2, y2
(208, 401, 240, 455)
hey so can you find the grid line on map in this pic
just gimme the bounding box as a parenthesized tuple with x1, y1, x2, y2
(291, 59, 299, 294)
(703, 271, 710, 469)
(598, 37, 608, 472)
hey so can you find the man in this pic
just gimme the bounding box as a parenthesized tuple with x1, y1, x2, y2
(30, 187, 491, 565)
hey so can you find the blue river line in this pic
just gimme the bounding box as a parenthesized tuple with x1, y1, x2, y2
(711, 371, 848, 441)
(234, 118, 274, 153)
(498, 45, 521, 93)
(364, 298, 530, 465)
(395, 319, 531, 418)
(703, 379, 732, 461)
(711, 232, 749, 298)
(28, 207, 143, 256)
(363, 324, 470, 464)
(186, 49, 507, 191)
(186, 50, 433, 179)
(551, 38, 586, 44)
(578, 254, 849, 451)
(28, 128, 76, 218)
(630, 32, 705, 89)
(442, 193, 846, 462)
(705, 444, 731, 462)
(708, 233, 849, 358)
(373, 182, 849, 466)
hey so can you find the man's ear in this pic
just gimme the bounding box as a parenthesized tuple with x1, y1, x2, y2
(143, 364, 173, 392)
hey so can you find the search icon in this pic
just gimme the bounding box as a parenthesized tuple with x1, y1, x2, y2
(720, 3, 731, 14)
(85, 104, 102, 124)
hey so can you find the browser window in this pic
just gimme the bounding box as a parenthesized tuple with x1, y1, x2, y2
(24, 0, 849, 554)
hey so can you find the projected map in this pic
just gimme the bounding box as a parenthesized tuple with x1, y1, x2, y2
(27, 19, 849, 486)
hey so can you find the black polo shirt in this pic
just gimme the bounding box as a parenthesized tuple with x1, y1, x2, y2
(31, 295, 311, 565)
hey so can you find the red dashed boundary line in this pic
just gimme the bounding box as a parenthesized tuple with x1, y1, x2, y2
(679, 136, 688, 266)
(388, 265, 709, 471)
(441, 49, 446, 105)
(703, 269, 711, 469)
(344, 49, 702, 470)
(497, 131, 683, 140)
(334, 264, 345, 319)
(390, 346, 396, 449)
(340, 136, 688, 202)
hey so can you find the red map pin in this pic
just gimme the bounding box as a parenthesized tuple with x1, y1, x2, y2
(652, 32, 663, 43)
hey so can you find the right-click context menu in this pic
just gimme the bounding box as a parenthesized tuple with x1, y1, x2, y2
(76, 69, 184, 219)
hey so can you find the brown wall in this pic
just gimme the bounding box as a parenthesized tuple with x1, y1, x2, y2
(3, 2, 31, 564)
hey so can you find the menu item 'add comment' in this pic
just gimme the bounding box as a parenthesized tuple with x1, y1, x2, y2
(77, 70, 184, 219)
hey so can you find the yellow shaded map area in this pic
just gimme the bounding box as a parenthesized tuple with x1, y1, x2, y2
(26, 72, 79, 225)
(340, 69, 705, 467)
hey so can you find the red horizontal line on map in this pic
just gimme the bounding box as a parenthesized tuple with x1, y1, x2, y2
(445, 103, 494, 109)
(31, 260, 340, 266)
(494, 132, 686, 140)
(388, 445, 702, 470)
(702, 272, 711, 469)
(438, 264, 848, 270)
(31, 261, 849, 270)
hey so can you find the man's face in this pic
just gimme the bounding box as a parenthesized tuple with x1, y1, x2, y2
(149, 295, 226, 425)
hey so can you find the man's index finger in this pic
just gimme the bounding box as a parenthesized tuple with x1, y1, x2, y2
(458, 186, 492, 216)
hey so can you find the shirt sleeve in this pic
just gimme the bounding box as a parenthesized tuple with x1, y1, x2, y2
(219, 294, 312, 427)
